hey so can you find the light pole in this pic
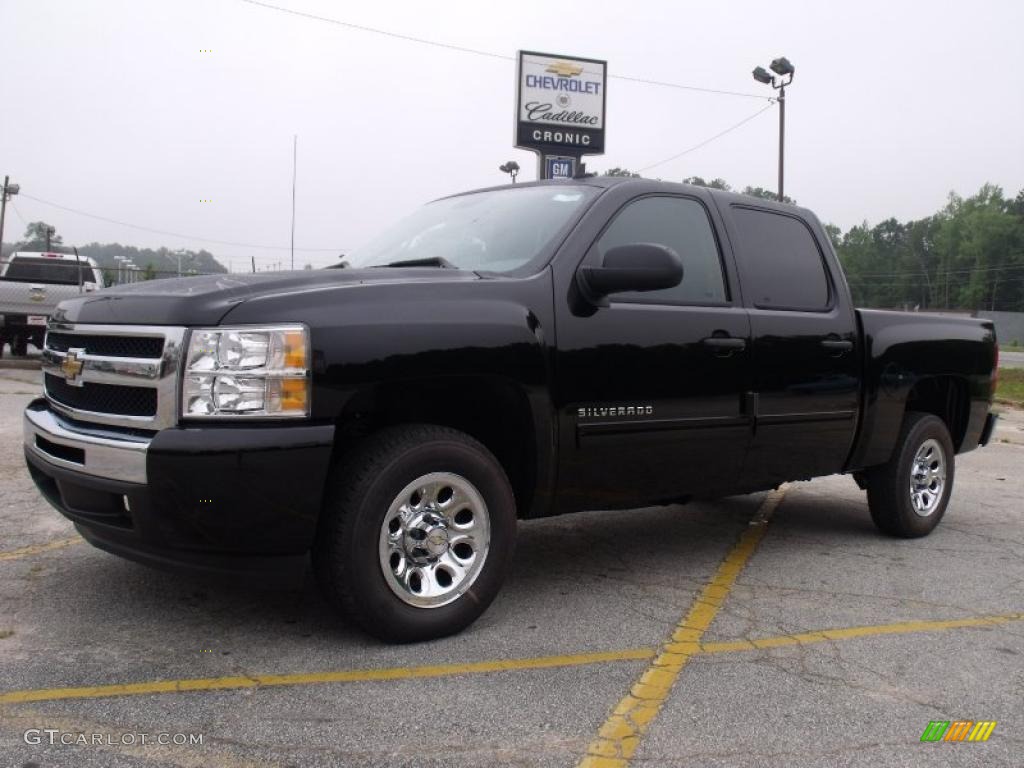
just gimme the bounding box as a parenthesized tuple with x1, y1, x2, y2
(752, 57, 795, 202)
(173, 248, 188, 277)
(44, 225, 56, 252)
(0, 176, 20, 266)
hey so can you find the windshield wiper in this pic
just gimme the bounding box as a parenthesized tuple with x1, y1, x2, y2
(373, 256, 457, 269)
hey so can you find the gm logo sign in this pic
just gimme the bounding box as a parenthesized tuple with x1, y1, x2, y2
(545, 156, 576, 180)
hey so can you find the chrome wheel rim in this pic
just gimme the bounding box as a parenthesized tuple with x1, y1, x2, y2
(378, 472, 491, 608)
(910, 438, 946, 517)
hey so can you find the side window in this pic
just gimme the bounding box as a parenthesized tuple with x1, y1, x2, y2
(595, 196, 727, 305)
(731, 207, 830, 311)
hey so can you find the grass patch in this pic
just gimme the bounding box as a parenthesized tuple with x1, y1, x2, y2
(996, 368, 1024, 407)
(0, 630, 13, 640)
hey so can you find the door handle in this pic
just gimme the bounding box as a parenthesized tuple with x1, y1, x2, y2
(820, 338, 853, 354)
(702, 336, 747, 354)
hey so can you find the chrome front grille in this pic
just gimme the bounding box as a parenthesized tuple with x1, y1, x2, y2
(41, 323, 187, 431)
(44, 374, 158, 417)
(45, 332, 165, 359)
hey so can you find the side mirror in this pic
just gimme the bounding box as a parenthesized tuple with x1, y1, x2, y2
(578, 243, 683, 304)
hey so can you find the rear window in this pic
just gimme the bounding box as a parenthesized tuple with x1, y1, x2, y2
(731, 207, 830, 311)
(3, 257, 99, 285)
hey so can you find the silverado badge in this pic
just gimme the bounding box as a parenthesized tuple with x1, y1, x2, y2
(577, 405, 654, 419)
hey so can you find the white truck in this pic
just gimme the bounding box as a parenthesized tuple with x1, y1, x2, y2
(0, 251, 102, 357)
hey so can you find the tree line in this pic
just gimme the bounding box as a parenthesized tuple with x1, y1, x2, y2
(1, 221, 227, 282)
(601, 170, 1024, 312)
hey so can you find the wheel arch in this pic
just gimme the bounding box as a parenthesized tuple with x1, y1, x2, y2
(904, 375, 970, 452)
(330, 376, 553, 519)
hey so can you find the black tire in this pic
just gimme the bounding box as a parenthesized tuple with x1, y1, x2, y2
(312, 425, 517, 643)
(865, 412, 955, 538)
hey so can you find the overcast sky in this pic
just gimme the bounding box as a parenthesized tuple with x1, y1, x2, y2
(2, 0, 1022, 269)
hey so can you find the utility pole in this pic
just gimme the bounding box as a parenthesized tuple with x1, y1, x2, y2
(290, 134, 297, 270)
(777, 83, 786, 202)
(752, 57, 795, 202)
(44, 225, 55, 252)
(0, 176, 20, 265)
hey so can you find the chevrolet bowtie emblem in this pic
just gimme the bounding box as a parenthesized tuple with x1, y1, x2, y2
(61, 350, 85, 385)
(545, 61, 584, 77)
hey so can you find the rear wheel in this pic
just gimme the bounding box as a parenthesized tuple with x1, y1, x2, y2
(865, 412, 955, 538)
(313, 425, 517, 642)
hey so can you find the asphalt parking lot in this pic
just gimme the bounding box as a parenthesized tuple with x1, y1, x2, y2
(1, 362, 1022, 767)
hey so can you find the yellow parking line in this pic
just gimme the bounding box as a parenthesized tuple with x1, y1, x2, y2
(0, 610, 1020, 707)
(579, 488, 786, 768)
(0, 535, 82, 562)
(700, 613, 1024, 654)
(0, 648, 656, 705)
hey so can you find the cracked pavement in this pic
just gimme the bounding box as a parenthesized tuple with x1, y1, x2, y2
(1, 365, 1022, 767)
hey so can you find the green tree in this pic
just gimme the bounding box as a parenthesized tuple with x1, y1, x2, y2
(143, 263, 156, 281)
(16, 221, 66, 252)
(836, 183, 1024, 311)
(604, 167, 641, 177)
(741, 186, 796, 204)
(683, 176, 732, 191)
(22, 221, 62, 244)
(823, 223, 842, 248)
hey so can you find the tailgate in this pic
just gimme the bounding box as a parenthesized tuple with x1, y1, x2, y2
(0, 281, 84, 316)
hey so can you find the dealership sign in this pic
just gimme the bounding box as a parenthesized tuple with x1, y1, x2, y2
(516, 51, 607, 156)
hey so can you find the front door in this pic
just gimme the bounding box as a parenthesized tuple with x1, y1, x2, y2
(554, 193, 753, 511)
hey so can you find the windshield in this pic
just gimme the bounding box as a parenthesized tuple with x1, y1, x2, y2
(2, 257, 99, 285)
(345, 185, 597, 273)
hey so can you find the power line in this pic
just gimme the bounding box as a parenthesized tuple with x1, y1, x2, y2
(240, 0, 511, 62)
(17, 193, 344, 253)
(636, 103, 776, 173)
(238, 0, 773, 101)
(7, 200, 28, 228)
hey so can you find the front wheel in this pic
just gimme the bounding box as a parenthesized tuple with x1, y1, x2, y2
(313, 425, 517, 642)
(865, 412, 955, 538)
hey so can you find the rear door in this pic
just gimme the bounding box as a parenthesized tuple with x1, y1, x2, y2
(721, 203, 860, 487)
(554, 192, 753, 509)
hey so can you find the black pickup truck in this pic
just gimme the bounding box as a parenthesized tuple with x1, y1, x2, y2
(24, 177, 998, 642)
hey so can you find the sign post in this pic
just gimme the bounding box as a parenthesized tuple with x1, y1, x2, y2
(515, 51, 607, 179)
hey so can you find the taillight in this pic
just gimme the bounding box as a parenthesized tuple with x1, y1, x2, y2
(992, 345, 999, 395)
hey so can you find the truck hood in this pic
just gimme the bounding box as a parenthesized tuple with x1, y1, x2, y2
(51, 268, 481, 326)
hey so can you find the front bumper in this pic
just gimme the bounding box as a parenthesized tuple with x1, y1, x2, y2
(24, 398, 335, 577)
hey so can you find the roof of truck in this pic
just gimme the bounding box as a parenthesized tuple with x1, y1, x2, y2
(451, 176, 811, 217)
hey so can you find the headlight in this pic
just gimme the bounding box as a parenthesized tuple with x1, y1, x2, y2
(182, 325, 310, 419)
